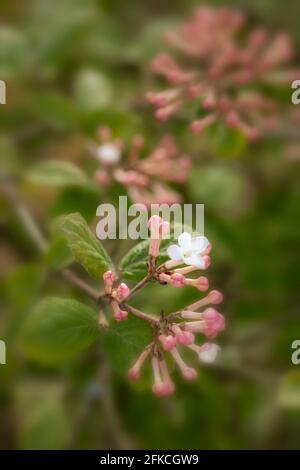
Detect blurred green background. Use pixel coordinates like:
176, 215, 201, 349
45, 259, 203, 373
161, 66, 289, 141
1, 0, 300, 450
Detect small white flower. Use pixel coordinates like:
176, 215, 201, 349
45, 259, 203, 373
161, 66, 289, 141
198, 343, 220, 363
166, 232, 209, 268
96, 143, 121, 165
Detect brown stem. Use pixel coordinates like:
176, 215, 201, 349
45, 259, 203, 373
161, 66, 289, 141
1, 178, 47, 253
62, 268, 103, 303
124, 303, 159, 325
126, 273, 152, 300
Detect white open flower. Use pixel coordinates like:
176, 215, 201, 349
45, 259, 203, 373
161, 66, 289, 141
166, 232, 210, 268
96, 143, 121, 165
198, 343, 220, 363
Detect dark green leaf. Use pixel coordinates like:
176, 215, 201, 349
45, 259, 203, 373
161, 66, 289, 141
21, 297, 100, 364
103, 315, 152, 374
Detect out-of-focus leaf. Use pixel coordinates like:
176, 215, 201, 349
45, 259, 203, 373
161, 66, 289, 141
278, 371, 300, 409
0, 26, 29, 79
0, 136, 22, 174
16, 381, 69, 450
56, 212, 113, 279
5, 264, 44, 311
213, 123, 247, 158
27, 160, 89, 188
21, 297, 99, 364
27, 92, 79, 130
74, 68, 113, 111
44, 235, 74, 270
4, 264, 46, 341
188, 164, 251, 217
50, 187, 99, 223
103, 315, 152, 375
80, 107, 139, 136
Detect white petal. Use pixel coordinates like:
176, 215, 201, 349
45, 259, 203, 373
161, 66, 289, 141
199, 344, 220, 363
97, 143, 121, 165
191, 236, 209, 254
167, 244, 182, 261
178, 232, 192, 250
184, 253, 205, 268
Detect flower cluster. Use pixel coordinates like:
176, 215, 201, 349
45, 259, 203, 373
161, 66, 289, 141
89, 126, 191, 205
125, 215, 225, 397
146, 6, 298, 141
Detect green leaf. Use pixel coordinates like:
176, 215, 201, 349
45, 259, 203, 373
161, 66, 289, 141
74, 68, 113, 111
5, 263, 46, 341
56, 212, 113, 279
44, 235, 74, 270
50, 186, 99, 222
103, 315, 152, 374
16, 381, 69, 450
213, 123, 247, 158
27, 92, 79, 130
278, 371, 300, 409
21, 297, 100, 364
27, 160, 89, 188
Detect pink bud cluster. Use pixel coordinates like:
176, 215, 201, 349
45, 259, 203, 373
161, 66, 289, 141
91, 127, 191, 206
146, 6, 299, 141
103, 271, 130, 322
128, 216, 225, 397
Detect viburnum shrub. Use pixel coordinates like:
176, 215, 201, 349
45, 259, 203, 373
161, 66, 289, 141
16, 207, 224, 397
89, 126, 191, 205
146, 6, 299, 141
7, 4, 297, 401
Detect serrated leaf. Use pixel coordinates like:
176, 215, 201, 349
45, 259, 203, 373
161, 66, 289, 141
56, 212, 113, 279
21, 297, 100, 364
103, 315, 153, 374
27, 160, 89, 188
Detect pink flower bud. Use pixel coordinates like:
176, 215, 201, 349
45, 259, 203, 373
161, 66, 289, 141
116, 282, 130, 302
159, 334, 177, 351
185, 276, 209, 291
95, 169, 110, 186
103, 270, 117, 294
170, 273, 186, 288
191, 114, 217, 134
152, 356, 175, 397
184, 308, 225, 338
171, 348, 198, 381
172, 325, 195, 346
114, 309, 128, 322
148, 215, 163, 237
111, 300, 128, 322
185, 289, 224, 311
148, 216, 170, 257
128, 347, 150, 381
208, 290, 224, 304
